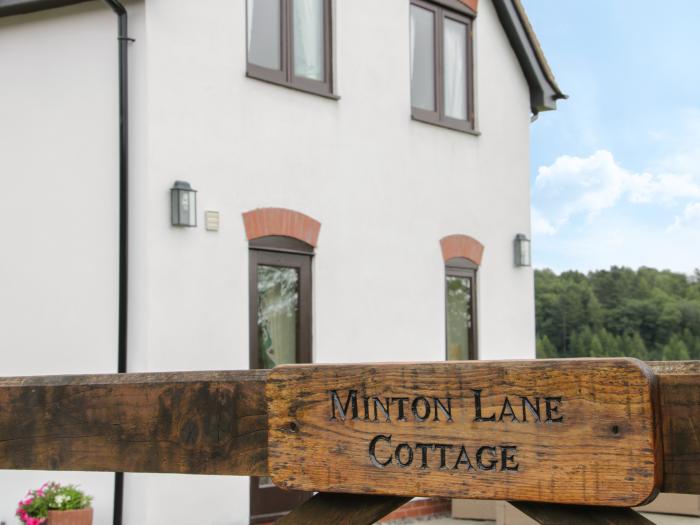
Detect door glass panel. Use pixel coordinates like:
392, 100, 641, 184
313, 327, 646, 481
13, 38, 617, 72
293, 0, 325, 81
446, 275, 472, 361
247, 0, 282, 70
443, 17, 468, 120
257, 265, 299, 368
410, 5, 436, 111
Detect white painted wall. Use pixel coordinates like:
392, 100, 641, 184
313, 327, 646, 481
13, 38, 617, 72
0, 3, 123, 524
1, 0, 535, 523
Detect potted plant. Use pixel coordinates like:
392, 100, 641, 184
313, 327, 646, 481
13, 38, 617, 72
16, 482, 93, 525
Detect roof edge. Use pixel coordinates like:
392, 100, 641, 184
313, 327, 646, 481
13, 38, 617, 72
0, 0, 89, 17
492, 0, 567, 115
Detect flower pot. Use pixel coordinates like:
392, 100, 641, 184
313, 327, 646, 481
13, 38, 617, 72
47, 508, 93, 525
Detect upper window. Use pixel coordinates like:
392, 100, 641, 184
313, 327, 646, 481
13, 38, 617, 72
246, 0, 334, 97
410, 0, 475, 132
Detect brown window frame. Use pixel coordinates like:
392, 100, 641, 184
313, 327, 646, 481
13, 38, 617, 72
410, 0, 476, 134
249, 236, 313, 523
246, 0, 336, 99
445, 257, 478, 360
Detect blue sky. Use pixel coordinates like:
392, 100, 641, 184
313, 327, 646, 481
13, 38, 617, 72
521, 0, 700, 274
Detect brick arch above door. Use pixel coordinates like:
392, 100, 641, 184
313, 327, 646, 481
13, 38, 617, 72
440, 234, 484, 266
242, 207, 321, 247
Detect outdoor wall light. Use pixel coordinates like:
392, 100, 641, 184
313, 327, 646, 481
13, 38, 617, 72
514, 233, 531, 267
170, 181, 197, 227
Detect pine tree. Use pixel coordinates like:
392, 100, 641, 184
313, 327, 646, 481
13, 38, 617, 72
624, 332, 649, 360
536, 335, 558, 359
662, 335, 690, 361
597, 328, 621, 357
569, 330, 587, 357
589, 334, 605, 357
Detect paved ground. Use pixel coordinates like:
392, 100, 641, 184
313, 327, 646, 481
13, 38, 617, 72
383, 513, 700, 524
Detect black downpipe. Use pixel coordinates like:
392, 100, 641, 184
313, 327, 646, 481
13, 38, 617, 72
102, 2, 131, 525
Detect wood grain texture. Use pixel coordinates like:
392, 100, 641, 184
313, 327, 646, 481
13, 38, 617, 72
275, 493, 411, 525
0, 370, 269, 475
651, 363, 700, 494
647, 361, 700, 494
268, 359, 661, 506
510, 502, 655, 524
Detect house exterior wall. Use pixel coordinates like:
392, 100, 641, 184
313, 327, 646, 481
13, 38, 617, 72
0, 0, 535, 523
0, 3, 123, 524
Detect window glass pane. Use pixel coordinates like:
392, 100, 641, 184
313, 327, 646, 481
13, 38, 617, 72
446, 275, 472, 360
247, 0, 281, 70
443, 17, 468, 120
293, 0, 325, 81
257, 265, 299, 368
410, 5, 435, 111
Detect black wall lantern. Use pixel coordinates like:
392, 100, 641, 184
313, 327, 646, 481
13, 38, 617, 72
514, 233, 531, 267
171, 181, 197, 227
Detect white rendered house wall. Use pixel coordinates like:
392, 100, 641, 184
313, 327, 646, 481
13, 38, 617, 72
0, 0, 535, 523
0, 3, 124, 524
130, 0, 534, 523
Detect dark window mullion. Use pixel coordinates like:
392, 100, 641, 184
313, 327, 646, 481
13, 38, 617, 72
468, 19, 475, 126
436, 7, 445, 121
283, 0, 292, 83
324, 0, 332, 89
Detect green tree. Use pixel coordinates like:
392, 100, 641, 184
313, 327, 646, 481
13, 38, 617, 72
619, 332, 648, 360
536, 335, 558, 359
569, 330, 587, 358
597, 328, 621, 357
681, 329, 700, 360
535, 266, 699, 360
662, 335, 690, 361
589, 333, 604, 357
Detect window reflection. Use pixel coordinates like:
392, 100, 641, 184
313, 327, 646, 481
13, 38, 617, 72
446, 275, 472, 361
257, 265, 299, 368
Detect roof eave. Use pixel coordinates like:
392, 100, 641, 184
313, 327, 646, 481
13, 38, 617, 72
0, 0, 89, 17
491, 0, 567, 115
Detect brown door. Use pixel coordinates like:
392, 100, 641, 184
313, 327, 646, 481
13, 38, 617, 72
249, 242, 312, 523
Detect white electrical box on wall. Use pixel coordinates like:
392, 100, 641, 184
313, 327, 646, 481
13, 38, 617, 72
205, 211, 220, 231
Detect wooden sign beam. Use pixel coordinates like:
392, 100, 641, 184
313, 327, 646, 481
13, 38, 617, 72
0, 359, 699, 508
268, 359, 661, 507
649, 361, 700, 494
0, 370, 269, 476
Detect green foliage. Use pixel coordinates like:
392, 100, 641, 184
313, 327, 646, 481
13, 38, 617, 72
16, 482, 92, 524
536, 335, 558, 358
662, 335, 690, 361
536, 267, 700, 361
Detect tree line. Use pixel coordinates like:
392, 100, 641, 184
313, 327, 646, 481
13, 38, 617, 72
535, 267, 700, 360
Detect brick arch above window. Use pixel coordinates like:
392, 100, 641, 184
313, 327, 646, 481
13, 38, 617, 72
460, 0, 478, 13
440, 234, 484, 266
242, 208, 321, 247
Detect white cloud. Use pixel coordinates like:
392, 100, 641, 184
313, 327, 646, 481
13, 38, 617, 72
531, 208, 556, 236
534, 149, 700, 233
669, 202, 700, 232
